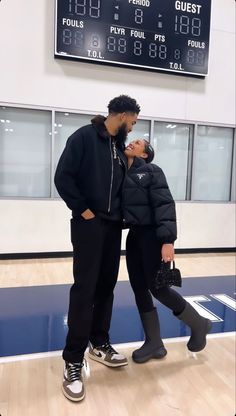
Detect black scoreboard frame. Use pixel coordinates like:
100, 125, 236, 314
54, 0, 212, 77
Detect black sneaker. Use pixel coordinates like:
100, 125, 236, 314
62, 361, 86, 402
88, 342, 128, 367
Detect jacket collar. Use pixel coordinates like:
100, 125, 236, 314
91, 115, 109, 139
131, 157, 146, 168
91, 115, 128, 170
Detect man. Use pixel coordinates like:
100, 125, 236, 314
54, 95, 140, 402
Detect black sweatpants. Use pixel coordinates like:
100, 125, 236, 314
63, 216, 122, 363
126, 227, 186, 315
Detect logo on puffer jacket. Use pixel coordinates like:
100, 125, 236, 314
137, 174, 146, 180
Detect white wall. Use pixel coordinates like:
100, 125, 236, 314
0, 0, 235, 253
0, 201, 235, 253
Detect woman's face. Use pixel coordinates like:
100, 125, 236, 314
124, 139, 148, 160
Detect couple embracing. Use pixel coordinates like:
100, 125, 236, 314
55, 95, 211, 402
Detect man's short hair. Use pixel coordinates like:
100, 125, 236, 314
108, 95, 140, 115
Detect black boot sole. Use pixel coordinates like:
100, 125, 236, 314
187, 319, 212, 352
132, 347, 167, 363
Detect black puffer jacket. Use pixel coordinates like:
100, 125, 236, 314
54, 115, 127, 218
122, 157, 177, 244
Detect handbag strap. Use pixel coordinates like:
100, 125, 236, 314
162, 260, 176, 269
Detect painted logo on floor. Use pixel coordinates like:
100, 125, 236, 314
0, 276, 235, 357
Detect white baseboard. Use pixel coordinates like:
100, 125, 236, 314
0, 331, 235, 364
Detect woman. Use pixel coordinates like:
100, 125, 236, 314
123, 139, 212, 363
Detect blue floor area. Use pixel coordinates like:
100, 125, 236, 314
0, 276, 235, 357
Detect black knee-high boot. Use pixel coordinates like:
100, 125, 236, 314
175, 303, 212, 352
132, 308, 167, 363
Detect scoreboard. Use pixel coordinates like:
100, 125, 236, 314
55, 0, 212, 76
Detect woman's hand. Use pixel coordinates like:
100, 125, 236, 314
161, 243, 175, 263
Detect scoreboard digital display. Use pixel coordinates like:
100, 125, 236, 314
55, 0, 212, 76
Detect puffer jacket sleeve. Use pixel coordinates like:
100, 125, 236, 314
54, 130, 88, 214
149, 165, 177, 244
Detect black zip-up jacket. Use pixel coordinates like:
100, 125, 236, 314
122, 157, 177, 244
54, 116, 127, 219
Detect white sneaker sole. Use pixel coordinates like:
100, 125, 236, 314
62, 386, 85, 402
88, 352, 128, 367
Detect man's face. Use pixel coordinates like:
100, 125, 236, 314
115, 112, 138, 144
120, 112, 138, 134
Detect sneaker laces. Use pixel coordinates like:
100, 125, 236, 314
67, 358, 90, 382
67, 362, 83, 382
100, 342, 117, 355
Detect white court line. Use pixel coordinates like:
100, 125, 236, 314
0, 331, 235, 364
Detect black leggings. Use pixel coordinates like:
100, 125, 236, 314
126, 227, 186, 315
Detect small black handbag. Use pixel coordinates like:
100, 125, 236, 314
154, 261, 182, 289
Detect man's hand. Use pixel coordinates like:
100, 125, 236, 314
81, 209, 95, 220
161, 244, 174, 263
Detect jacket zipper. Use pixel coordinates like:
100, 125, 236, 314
108, 138, 114, 213
118, 149, 128, 223
119, 151, 128, 172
